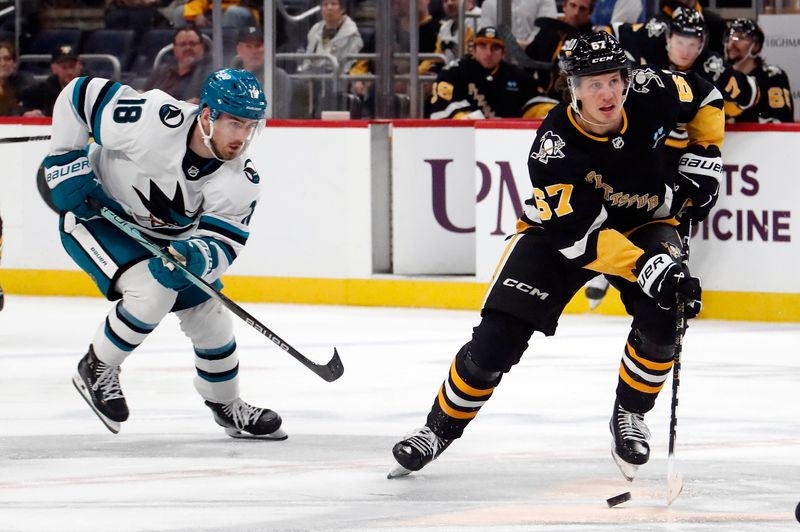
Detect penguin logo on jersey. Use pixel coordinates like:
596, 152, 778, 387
243, 158, 260, 184
159, 104, 184, 128
703, 55, 725, 82
531, 131, 565, 164
631, 68, 664, 94
645, 19, 667, 38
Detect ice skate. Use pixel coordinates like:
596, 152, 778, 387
584, 275, 610, 310
388, 426, 452, 478
205, 398, 287, 440
610, 400, 651, 481
72, 346, 129, 434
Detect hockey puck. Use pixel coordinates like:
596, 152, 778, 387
606, 491, 632, 508
795, 501, 800, 522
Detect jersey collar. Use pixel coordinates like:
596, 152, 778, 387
567, 105, 628, 141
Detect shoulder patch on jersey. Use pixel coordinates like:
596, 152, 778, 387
645, 19, 667, 38
159, 103, 184, 128
243, 158, 260, 184
703, 55, 724, 82
630, 68, 665, 94
531, 131, 566, 164
764, 64, 784, 77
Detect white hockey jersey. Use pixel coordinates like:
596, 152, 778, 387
49, 76, 262, 282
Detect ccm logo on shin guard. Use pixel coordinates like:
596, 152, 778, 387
502, 278, 550, 300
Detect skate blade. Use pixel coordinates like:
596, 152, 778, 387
387, 462, 412, 479
224, 427, 288, 440
588, 298, 603, 310
72, 372, 121, 434
667, 471, 684, 505
610, 448, 638, 482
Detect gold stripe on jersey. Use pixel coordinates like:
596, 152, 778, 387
567, 106, 628, 142
687, 104, 725, 149
583, 228, 643, 282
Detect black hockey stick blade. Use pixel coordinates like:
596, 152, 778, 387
87, 198, 344, 382
0, 135, 52, 144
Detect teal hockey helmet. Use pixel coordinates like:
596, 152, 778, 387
199, 68, 267, 121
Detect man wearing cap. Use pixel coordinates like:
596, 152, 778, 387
21, 45, 84, 117
429, 26, 539, 119
232, 26, 293, 118
144, 26, 211, 103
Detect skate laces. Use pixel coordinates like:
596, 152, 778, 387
616, 405, 651, 442
224, 399, 263, 429
403, 427, 446, 458
92, 362, 124, 401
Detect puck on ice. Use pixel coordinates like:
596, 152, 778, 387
606, 491, 632, 508
795, 501, 800, 522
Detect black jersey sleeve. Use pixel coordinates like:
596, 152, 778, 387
526, 129, 645, 281
699, 52, 758, 118
757, 65, 794, 123
430, 61, 476, 119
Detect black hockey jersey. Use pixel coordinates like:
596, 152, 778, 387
430, 57, 538, 119
613, 19, 757, 123
729, 58, 794, 123
524, 66, 724, 282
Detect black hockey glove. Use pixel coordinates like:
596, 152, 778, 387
674, 149, 723, 223
636, 250, 702, 317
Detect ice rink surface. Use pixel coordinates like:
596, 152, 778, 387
1, 295, 798, 532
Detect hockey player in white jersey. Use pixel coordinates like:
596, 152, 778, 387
45, 68, 286, 439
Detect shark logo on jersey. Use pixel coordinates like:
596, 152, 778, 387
159, 104, 184, 128
703, 55, 725, 82
243, 158, 260, 183
134, 181, 197, 228
631, 68, 664, 94
531, 131, 565, 164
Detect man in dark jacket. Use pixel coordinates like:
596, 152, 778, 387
21, 45, 84, 117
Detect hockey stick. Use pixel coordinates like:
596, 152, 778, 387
87, 198, 344, 382
667, 217, 692, 505
0, 135, 52, 144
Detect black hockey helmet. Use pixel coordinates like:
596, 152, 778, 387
726, 18, 764, 47
668, 7, 706, 40
558, 32, 630, 78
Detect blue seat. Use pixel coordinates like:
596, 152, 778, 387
130, 28, 175, 75
28, 29, 82, 55
83, 29, 136, 73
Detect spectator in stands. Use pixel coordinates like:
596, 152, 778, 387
524, 0, 595, 117
20, 45, 84, 118
0, 41, 36, 117
143, 26, 210, 103
302, 0, 363, 74
429, 27, 539, 119
725, 18, 794, 123
422, 0, 477, 73
590, 0, 643, 26
478, 0, 558, 46
183, 0, 259, 28
233, 26, 293, 118
105, 0, 172, 30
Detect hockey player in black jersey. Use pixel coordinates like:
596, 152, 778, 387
429, 27, 539, 119
724, 18, 794, 124
389, 32, 723, 482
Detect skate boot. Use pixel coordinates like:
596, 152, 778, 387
584, 275, 610, 310
204, 398, 287, 440
388, 426, 452, 478
72, 347, 129, 434
610, 400, 651, 481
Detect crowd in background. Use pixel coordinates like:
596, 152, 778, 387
0, 0, 793, 122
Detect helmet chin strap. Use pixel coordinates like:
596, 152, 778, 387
197, 113, 225, 162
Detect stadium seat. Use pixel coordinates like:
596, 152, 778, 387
130, 28, 175, 75
83, 29, 136, 73
28, 29, 82, 56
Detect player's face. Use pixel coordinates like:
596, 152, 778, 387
563, 0, 592, 28
211, 113, 261, 160
667, 34, 703, 69
473, 41, 504, 70
574, 70, 625, 125
725, 33, 753, 62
